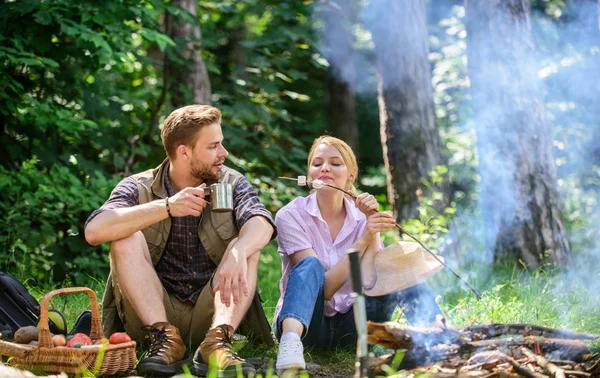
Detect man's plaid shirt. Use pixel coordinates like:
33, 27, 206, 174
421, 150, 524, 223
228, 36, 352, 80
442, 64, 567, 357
86, 165, 275, 303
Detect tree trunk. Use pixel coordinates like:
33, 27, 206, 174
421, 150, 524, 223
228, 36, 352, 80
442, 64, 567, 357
321, 0, 359, 155
230, 27, 249, 82
325, 70, 358, 155
465, 0, 571, 268
169, 0, 211, 106
367, 0, 445, 221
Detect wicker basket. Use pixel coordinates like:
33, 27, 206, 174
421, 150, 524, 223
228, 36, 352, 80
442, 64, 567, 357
0, 287, 136, 377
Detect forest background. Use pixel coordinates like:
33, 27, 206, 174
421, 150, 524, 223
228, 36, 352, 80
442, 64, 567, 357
1, 0, 600, 350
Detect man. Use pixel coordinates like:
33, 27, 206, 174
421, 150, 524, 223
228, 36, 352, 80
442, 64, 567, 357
85, 105, 275, 377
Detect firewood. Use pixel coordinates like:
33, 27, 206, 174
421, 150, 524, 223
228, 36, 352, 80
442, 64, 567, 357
521, 347, 566, 378
367, 320, 464, 349
465, 350, 548, 378
496, 372, 527, 378
562, 371, 591, 377
411, 372, 493, 378
583, 356, 600, 372
462, 338, 591, 362
367, 321, 599, 377
460, 324, 599, 341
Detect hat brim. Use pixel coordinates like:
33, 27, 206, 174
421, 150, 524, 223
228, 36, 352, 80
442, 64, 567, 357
364, 242, 444, 297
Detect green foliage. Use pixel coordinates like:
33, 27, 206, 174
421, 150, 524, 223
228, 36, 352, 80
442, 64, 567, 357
0, 0, 168, 167
0, 159, 118, 284
361, 164, 456, 250
199, 0, 324, 182
590, 338, 600, 354
401, 165, 452, 246
428, 5, 479, 210
0, 0, 174, 281
0, 0, 329, 281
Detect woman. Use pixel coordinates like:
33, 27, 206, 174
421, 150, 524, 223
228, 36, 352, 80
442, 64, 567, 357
273, 136, 443, 371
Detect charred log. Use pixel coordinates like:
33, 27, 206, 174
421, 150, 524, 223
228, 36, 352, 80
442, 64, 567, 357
367, 321, 600, 376
461, 324, 600, 342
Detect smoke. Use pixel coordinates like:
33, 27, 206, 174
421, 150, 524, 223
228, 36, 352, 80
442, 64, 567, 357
318, 0, 358, 90
315, 0, 600, 323
315, 0, 380, 95
459, 0, 600, 322
535, 1, 600, 319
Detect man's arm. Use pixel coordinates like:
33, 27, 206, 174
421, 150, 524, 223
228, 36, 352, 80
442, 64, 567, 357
234, 216, 275, 258
85, 184, 209, 246
214, 216, 274, 306
232, 215, 275, 258
85, 201, 169, 246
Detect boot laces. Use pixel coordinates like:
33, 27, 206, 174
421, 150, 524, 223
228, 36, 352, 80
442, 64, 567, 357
142, 324, 174, 358
215, 325, 244, 362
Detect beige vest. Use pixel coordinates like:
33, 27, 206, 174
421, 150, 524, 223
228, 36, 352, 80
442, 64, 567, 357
101, 159, 273, 345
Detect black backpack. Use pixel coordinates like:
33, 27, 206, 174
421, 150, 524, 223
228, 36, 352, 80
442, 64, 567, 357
0, 271, 41, 340
0, 271, 91, 341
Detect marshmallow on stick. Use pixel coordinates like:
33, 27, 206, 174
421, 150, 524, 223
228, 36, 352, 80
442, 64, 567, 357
278, 176, 329, 191
278, 176, 308, 187
311, 179, 325, 189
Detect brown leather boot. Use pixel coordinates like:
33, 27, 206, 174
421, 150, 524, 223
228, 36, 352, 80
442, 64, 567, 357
195, 324, 255, 377
136, 322, 189, 377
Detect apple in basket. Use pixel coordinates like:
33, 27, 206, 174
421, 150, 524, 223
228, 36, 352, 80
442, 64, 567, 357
67, 333, 93, 348
109, 332, 132, 344
51, 334, 66, 347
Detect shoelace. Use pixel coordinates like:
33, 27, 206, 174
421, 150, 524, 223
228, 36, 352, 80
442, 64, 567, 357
214, 325, 244, 362
141, 324, 172, 357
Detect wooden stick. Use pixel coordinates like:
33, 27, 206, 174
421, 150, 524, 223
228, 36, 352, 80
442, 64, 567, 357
468, 350, 548, 378
496, 372, 527, 378
462, 338, 590, 362
562, 371, 591, 377
521, 347, 566, 378
367, 321, 463, 350
314, 181, 483, 300
460, 324, 600, 341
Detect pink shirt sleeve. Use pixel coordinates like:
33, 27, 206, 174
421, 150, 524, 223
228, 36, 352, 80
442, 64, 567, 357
275, 206, 312, 255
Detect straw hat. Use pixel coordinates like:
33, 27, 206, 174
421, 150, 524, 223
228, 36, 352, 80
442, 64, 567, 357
364, 241, 444, 297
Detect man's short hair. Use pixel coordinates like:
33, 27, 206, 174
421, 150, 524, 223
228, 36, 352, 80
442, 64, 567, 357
161, 105, 222, 159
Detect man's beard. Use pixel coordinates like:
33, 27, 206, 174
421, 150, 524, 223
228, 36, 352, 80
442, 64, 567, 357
190, 157, 222, 182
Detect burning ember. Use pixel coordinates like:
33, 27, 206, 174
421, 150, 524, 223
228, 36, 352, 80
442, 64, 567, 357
367, 322, 600, 377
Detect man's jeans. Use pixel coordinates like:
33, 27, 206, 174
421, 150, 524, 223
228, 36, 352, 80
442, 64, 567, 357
274, 256, 442, 348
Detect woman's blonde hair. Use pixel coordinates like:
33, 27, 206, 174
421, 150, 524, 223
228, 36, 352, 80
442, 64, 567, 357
307, 135, 358, 191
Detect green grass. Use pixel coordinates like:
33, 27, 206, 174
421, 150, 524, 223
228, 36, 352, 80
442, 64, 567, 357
432, 263, 600, 333
9, 241, 600, 377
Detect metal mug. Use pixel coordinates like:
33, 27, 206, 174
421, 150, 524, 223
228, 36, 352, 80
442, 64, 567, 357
204, 183, 233, 212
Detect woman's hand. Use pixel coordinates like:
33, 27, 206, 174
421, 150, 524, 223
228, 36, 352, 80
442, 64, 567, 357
353, 192, 379, 216
355, 211, 397, 253
356, 212, 395, 287
364, 211, 396, 236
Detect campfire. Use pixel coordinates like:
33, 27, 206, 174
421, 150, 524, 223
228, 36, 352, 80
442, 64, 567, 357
367, 321, 600, 377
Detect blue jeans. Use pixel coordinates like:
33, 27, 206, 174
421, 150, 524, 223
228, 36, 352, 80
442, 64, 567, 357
274, 256, 442, 348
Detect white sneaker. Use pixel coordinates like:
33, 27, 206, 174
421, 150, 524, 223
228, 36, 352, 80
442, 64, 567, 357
275, 338, 306, 370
